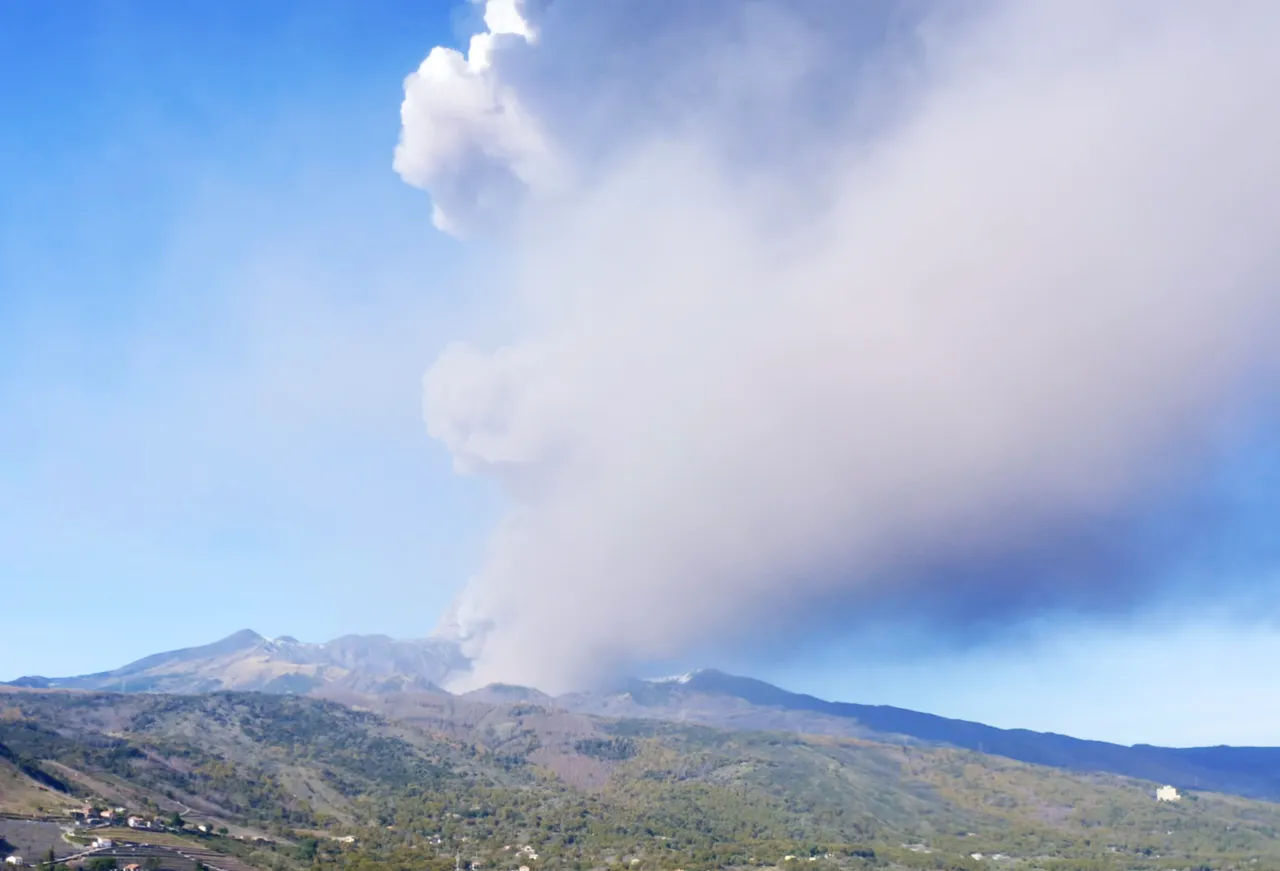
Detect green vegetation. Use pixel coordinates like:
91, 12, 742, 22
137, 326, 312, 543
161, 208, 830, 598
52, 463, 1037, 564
93, 829, 205, 849
1, 690, 1278, 871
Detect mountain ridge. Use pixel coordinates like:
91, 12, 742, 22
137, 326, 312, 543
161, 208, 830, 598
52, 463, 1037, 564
560, 667, 1280, 801
4, 628, 466, 695
8, 630, 1280, 803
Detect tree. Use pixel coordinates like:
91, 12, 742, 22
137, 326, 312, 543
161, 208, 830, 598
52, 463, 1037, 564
295, 838, 318, 861
217, 828, 228, 836
169, 811, 185, 829
142, 857, 161, 871
45, 847, 56, 867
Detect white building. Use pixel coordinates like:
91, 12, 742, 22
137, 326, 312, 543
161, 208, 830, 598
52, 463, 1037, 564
1156, 785, 1181, 802
6, 856, 24, 866
94, 839, 114, 849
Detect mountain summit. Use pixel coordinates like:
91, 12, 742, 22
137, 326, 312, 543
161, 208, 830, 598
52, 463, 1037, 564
5, 629, 469, 695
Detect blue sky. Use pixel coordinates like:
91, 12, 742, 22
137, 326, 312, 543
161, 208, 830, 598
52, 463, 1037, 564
1, 0, 496, 665
3, 0, 1280, 748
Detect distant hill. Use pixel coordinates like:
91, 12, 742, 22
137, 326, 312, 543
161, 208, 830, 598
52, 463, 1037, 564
561, 668, 1280, 802
4, 629, 468, 695
460, 683, 555, 706
11, 634, 1280, 804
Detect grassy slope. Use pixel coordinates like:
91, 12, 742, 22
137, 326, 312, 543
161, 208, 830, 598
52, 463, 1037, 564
0, 755, 65, 815
1, 691, 1279, 870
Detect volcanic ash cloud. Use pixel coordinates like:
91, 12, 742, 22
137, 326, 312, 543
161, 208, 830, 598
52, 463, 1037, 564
396, 0, 1280, 692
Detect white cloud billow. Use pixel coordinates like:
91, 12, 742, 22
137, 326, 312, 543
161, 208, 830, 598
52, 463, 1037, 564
393, 0, 553, 235
399, 0, 1280, 692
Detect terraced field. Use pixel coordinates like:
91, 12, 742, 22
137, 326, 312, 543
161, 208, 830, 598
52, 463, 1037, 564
0, 818, 76, 861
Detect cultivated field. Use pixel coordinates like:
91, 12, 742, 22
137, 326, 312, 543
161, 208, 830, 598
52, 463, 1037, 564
93, 829, 201, 850
0, 818, 75, 861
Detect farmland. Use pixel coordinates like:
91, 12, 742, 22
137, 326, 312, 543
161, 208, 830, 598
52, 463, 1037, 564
0, 819, 76, 862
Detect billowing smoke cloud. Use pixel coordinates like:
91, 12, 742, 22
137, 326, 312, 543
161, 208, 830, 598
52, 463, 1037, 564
393, 0, 557, 235
397, 0, 1280, 692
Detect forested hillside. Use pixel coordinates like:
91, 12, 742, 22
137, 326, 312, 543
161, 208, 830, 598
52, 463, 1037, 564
1, 690, 1277, 871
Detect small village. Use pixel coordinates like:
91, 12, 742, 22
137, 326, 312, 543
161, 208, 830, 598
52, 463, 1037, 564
0, 805, 266, 871
67, 806, 209, 835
